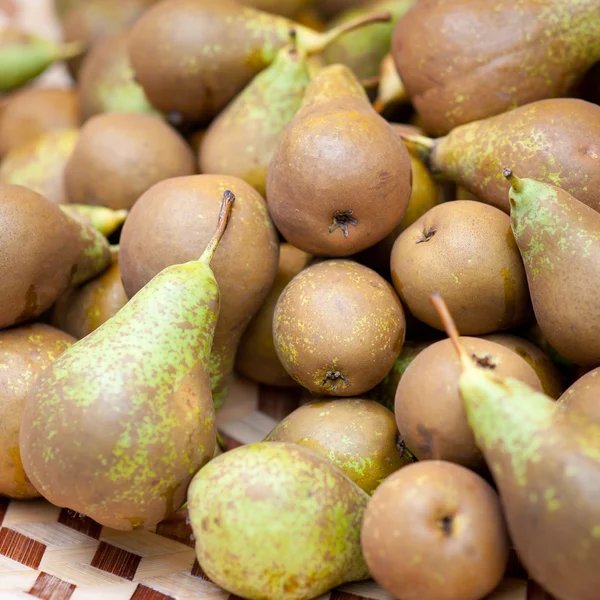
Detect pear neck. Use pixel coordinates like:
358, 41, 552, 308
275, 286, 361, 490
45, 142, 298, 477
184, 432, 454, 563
199, 191, 235, 265
302, 64, 368, 106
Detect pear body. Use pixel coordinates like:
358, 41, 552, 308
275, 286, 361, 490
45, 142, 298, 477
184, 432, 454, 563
460, 368, 600, 600
187, 442, 370, 599
0, 88, 79, 157
0, 324, 75, 499
509, 176, 600, 365
200, 46, 312, 197
267, 64, 411, 256
77, 32, 157, 121
559, 368, 600, 421
429, 98, 600, 214
20, 260, 218, 530
0, 184, 111, 329
0, 129, 79, 205
120, 175, 279, 408
392, 0, 600, 136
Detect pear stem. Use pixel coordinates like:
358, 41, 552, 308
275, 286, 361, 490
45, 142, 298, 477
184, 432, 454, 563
429, 292, 473, 371
57, 40, 85, 60
199, 190, 235, 265
399, 133, 435, 152
503, 167, 523, 192
300, 11, 392, 55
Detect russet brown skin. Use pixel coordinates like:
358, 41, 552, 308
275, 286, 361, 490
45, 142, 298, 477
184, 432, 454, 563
392, 0, 600, 136
51, 252, 129, 340
559, 368, 600, 421
273, 260, 406, 396
0, 324, 75, 499
0, 88, 79, 157
266, 398, 412, 494
65, 113, 196, 210
120, 174, 279, 408
266, 64, 412, 257
235, 243, 311, 387
391, 200, 532, 335
361, 460, 509, 600
395, 337, 542, 469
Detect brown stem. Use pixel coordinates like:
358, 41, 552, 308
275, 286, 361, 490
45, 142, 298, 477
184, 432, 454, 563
200, 190, 235, 264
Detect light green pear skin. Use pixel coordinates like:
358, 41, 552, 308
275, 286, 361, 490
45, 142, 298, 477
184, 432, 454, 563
0, 30, 82, 92
508, 174, 600, 366
426, 98, 600, 214
187, 442, 370, 599
458, 366, 600, 600
200, 46, 312, 198
0, 129, 79, 205
62, 204, 128, 237
323, 0, 414, 80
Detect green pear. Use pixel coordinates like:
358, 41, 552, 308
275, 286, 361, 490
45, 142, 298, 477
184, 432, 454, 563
128, 0, 391, 122
62, 204, 128, 237
187, 441, 370, 599
431, 293, 600, 600
0, 28, 82, 92
505, 169, 600, 366
20, 192, 235, 530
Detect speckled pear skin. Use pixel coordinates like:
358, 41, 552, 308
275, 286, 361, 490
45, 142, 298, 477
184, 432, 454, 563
273, 260, 405, 396
0, 129, 79, 205
0, 184, 111, 330
200, 45, 312, 198
20, 249, 221, 530
265, 399, 412, 494
392, 0, 600, 136
507, 173, 600, 366
188, 442, 370, 600
0, 324, 75, 499
426, 99, 600, 214
559, 368, 600, 421
77, 32, 158, 121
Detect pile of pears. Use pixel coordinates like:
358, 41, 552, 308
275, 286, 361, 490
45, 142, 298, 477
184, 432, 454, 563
3, 0, 600, 598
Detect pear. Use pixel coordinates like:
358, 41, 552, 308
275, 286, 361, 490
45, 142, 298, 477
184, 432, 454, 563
323, 0, 414, 80
0, 184, 112, 330
0, 28, 83, 92
0, 324, 75, 499
236, 243, 312, 387
128, 0, 391, 123
0, 129, 79, 204
61, 205, 128, 237
431, 292, 600, 600
559, 368, 600, 422
51, 251, 129, 340
200, 45, 314, 198
506, 169, 600, 366
0, 88, 79, 157
267, 64, 412, 256
407, 98, 600, 214
266, 398, 413, 494
20, 191, 234, 530
77, 31, 158, 121
373, 52, 408, 114
187, 441, 370, 599
392, 0, 600, 136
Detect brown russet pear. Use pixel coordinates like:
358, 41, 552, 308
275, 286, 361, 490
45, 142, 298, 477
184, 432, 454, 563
0, 129, 79, 204
77, 31, 157, 121
120, 175, 279, 408
506, 170, 600, 366
559, 368, 600, 422
408, 98, 600, 214
20, 192, 235, 531
0, 88, 79, 157
395, 336, 542, 469
267, 64, 411, 256
391, 200, 532, 335
431, 293, 600, 600
128, 0, 391, 123
392, 0, 600, 136
273, 260, 405, 396
0, 184, 112, 330
0, 324, 75, 499
65, 113, 195, 210
361, 460, 509, 600
236, 243, 311, 387
51, 251, 128, 340
266, 398, 413, 493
